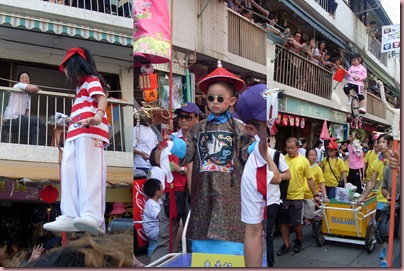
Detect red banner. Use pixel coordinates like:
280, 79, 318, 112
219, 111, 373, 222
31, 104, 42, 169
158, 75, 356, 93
134, 178, 148, 248
134, 0, 171, 65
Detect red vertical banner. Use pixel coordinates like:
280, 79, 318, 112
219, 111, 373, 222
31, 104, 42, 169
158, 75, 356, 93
133, 0, 172, 65
134, 178, 148, 249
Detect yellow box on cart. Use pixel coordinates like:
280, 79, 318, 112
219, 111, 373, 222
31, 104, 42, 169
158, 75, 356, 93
322, 195, 376, 237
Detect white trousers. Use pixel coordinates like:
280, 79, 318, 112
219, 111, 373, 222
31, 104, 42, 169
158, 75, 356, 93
60, 137, 106, 227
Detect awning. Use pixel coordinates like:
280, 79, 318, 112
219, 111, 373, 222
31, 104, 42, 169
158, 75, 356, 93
0, 12, 132, 47
280, 0, 351, 52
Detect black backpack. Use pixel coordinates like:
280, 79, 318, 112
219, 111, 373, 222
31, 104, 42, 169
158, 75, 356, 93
375, 202, 400, 244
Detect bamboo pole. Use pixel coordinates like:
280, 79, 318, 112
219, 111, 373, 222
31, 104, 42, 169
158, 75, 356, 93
377, 80, 400, 267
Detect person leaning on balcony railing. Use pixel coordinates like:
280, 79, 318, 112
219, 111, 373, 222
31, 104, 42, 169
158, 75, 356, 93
265, 13, 281, 36
305, 37, 316, 62
2, 71, 43, 145
285, 31, 307, 54
313, 40, 326, 66
240, 7, 255, 23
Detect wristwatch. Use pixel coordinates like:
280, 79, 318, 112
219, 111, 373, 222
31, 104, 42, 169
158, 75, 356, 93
179, 167, 185, 175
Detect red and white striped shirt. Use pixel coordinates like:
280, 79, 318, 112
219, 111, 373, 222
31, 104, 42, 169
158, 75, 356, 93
66, 76, 109, 146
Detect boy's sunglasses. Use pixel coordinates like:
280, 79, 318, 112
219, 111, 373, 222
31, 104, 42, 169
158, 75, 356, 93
207, 95, 230, 103
177, 115, 194, 121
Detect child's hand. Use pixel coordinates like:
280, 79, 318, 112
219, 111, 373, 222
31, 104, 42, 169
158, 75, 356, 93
354, 76, 359, 81
29, 244, 44, 262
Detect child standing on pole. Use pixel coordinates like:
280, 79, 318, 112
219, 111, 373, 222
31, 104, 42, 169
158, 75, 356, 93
44, 47, 109, 235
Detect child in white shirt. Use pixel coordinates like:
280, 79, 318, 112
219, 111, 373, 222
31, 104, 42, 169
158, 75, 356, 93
142, 178, 164, 241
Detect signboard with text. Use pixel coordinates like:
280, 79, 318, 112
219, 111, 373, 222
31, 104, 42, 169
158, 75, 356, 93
381, 24, 400, 53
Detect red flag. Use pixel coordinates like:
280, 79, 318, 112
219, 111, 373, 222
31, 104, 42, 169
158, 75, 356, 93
333, 67, 346, 82
133, 0, 171, 66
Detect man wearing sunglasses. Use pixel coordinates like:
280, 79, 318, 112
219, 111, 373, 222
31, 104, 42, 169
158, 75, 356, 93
150, 102, 199, 262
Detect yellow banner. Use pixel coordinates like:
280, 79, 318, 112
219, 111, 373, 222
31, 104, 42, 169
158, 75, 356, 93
191, 253, 245, 268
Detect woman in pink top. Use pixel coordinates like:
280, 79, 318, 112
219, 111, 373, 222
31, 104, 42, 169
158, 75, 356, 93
342, 53, 368, 114
347, 137, 365, 193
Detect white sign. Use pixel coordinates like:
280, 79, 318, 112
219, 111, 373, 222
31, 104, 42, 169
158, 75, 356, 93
381, 24, 400, 53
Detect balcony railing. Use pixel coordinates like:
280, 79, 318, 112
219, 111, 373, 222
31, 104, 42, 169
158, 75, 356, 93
366, 92, 386, 119
368, 36, 387, 66
273, 45, 333, 99
227, 10, 266, 65
0, 86, 131, 152
42, 0, 133, 18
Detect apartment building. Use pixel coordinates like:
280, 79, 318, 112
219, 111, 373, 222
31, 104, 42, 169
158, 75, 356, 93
135, 0, 399, 152
0, 0, 134, 245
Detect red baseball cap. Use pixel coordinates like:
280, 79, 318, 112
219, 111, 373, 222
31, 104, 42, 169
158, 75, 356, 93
198, 61, 246, 94
327, 141, 338, 150
59, 47, 87, 72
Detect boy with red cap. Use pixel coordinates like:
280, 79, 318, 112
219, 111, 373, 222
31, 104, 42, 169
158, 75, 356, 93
43, 47, 109, 235
155, 61, 253, 256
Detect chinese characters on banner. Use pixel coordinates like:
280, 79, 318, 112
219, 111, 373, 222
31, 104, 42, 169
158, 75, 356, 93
381, 24, 400, 53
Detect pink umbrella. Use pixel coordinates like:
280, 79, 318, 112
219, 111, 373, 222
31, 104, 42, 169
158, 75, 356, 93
320, 120, 330, 140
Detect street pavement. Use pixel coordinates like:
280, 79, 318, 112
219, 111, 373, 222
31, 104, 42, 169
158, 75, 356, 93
272, 223, 401, 268
136, 223, 401, 268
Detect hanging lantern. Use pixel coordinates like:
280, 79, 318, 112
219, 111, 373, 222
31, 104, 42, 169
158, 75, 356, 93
276, 113, 282, 124
40, 185, 59, 204
289, 115, 295, 126
282, 115, 288, 126
300, 117, 305, 129
295, 116, 300, 127
270, 122, 277, 135
139, 74, 158, 90
40, 185, 59, 222
143, 88, 158, 102
139, 64, 158, 90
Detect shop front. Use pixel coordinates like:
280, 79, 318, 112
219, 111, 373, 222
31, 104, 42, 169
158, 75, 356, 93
0, 177, 132, 251
273, 97, 347, 152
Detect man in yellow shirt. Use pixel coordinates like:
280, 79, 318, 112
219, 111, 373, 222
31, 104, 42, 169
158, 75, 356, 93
303, 148, 330, 237
357, 134, 392, 220
277, 138, 317, 256
363, 139, 380, 188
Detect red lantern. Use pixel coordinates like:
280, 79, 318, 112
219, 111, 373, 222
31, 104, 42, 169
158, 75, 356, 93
40, 185, 59, 222
40, 185, 59, 204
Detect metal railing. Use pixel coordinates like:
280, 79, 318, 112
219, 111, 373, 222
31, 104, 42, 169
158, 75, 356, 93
273, 45, 333, 99
315, 0, 330, 13
368, 36, 387, 66
0, 86, 131, 152
43, 0, 133, 18
227, 10, 266, 65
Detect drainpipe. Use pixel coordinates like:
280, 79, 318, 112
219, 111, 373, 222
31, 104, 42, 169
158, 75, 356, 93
197, 0, 213, 18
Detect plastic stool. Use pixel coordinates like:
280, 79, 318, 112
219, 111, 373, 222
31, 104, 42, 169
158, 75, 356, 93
147, 239, 157, 257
